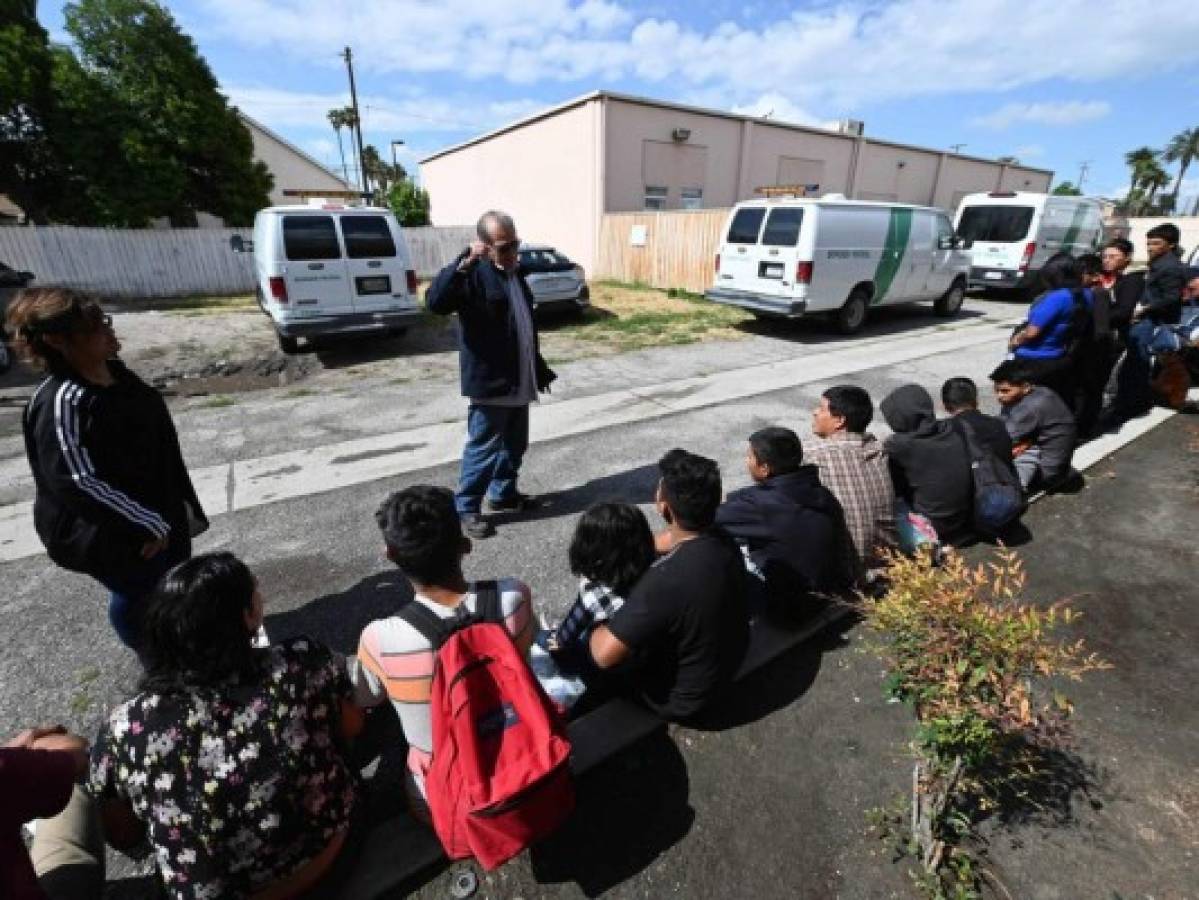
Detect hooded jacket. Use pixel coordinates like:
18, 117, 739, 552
715, 465, 851, 597
22, 361, 207, 584
880, 384, 973, 541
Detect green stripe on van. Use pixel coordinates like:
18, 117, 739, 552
873, 207, 912, 303
1061, 204, 1087, 250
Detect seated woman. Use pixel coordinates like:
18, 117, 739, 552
88, 552, 363, 900
540, 502, 656, 675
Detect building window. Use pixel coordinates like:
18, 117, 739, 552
644, 186, 668, 211
680, 187, 703, 210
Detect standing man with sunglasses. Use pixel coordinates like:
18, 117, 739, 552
427, 210, 557, 538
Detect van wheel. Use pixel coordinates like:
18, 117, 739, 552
277, 332, 299, 354
835, 291, 869, 335
935, 280, 966, 317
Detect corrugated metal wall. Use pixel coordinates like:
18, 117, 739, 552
0, 225, 475, 298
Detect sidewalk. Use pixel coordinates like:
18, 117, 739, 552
407, 413, 1198, 898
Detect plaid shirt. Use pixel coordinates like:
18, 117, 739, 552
807, 431, 897, 568
553, 578, 625, 648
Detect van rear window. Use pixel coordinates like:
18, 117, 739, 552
341, 215, 397, 259
282, 216, 341, 260
727, 208, 766, 244
761, 208, 803, 246
956, 206, 1035, 243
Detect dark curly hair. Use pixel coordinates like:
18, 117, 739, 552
375, 485, 464, 585
568, 502, 655, 597
138, 552, 261, 695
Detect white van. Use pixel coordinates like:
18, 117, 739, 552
706, 196, 971, 333
235, 204, 421, 353
954, 192, 1104, 294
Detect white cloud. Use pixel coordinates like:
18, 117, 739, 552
731, 93, 823, 127
971, 101, 1111, 130
196, 0, 1199, 126
1011, 144, 1046, 159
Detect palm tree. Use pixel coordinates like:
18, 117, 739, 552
326, 107, 357, 183
1141, 161, 1170, 212
1123, 146, 1160, 211
1163, 126, 1199, 212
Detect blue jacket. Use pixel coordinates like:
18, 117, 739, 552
426, 252, 557, 400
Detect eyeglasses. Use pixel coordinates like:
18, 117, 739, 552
30, 304, 112, 335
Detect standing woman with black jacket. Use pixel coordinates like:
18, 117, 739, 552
6, 289, 207, 649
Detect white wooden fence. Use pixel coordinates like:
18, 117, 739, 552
0, 225, 475, 299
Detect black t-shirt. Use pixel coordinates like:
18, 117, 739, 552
606, 530, 750, 721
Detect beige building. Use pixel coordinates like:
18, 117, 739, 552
421, 91, 1053, 271
240, 113, 354, 207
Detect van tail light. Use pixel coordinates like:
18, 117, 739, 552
1018, 242, 1036, 273
795, 260, 814, 285
405, 269, 418, 294
715, 253, 721, 275
268, 276, 288, 304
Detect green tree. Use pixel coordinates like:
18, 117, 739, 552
326, 107, 355, 183
362, 144, 405, 195
1123, 146, 1160, 213
1163, 126, 1199, 212
388, 178, 430, 226
1051, 181, 1082, 196
0, 0, 62, 223
60, 0, 271, 226
1140, 160, 1170, 212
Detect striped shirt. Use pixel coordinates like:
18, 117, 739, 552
350, 579, 534, 802
807, 431, 898, 568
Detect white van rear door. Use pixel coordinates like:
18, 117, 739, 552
281, 215, 352, 315
956, 204, 1037, 275
339, 213, 413, 314
716, 207, 767, 290
756, 207, 805, 299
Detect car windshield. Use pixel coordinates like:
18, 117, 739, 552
520, 249, 572, 269
956, 205, 1035, 243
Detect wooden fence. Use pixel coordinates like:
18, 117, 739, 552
596, 210, 729, 294
0, 225, 475, 298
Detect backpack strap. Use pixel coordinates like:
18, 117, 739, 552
397, 600, 458, 651
472, 579, 503, 625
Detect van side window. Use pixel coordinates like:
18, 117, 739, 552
282, 216, 341, 261
935, 215, 954, 243
727, 208, 766, 244
341, 215, 397, 259
761, 208, 803, 246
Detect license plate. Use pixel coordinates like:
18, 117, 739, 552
356, 275, 391, 295
760, 263, 784, 279
984, 271, 1004, 280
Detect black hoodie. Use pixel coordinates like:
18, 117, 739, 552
880, 384, 973, 541
715, 465, 851, 597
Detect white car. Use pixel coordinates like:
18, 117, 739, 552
955, 192, 1104, 294
706, 195, 970, 334
519, 244, 590, 312
234, 204, 422, 353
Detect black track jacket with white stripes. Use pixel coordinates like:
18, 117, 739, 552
22, 361, 208, 582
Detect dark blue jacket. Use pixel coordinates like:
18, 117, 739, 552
1142, 250, 1187, 325
715, 466, 851, 598
426, 253, 557, 400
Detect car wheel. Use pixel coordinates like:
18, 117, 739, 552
277, 332, 299, 354
386, 326, 407, 339
934, 280, 966, 317
835, 291, 869, 335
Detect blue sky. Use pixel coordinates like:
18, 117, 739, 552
38, 0, 1199, 208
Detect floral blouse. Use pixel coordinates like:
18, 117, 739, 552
88, 638, 358, 899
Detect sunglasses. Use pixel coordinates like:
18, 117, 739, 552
31, 305, 112, 335
490, 239, 521, 255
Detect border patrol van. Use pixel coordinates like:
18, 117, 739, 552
233, 203, 421, 353
954, 192, 1103, 294
706, 195, 971, 334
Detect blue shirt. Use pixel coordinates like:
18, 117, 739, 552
1015, 287, 1092, 360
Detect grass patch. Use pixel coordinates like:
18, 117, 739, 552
547, 282, 752, 353
128, 294, 258, 315
199, 395, 236, 409
285, 387, 317, 398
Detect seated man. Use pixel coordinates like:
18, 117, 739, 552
807, 385, 898, 573
589, 449, 750, 723
351, 486, 534, 820
990, 359, 1077, 493
940, 376, 1016, 475
1147, 267, 1199, 355
880, 384, 974, 549
715, 427, 850, 601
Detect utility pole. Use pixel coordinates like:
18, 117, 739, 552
342, 46, 368, 196
1076, 160, 1092, 194
949, 143, 966, 155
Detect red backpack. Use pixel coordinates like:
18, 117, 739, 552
398, 581, 575, 869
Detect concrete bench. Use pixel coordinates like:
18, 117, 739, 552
336, 599, 852, 898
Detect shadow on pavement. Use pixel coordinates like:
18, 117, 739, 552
493, 463, 661, 526
731, 304, 992, 346
265, 571, 412, 655
310, 321, 458, 369
529, 730, 693, 898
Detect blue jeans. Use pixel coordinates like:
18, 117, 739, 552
1114, 318, 1158, 414
98, 549, 184, 649
455, 403, 530, 514
1148, 306, 1199, 353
